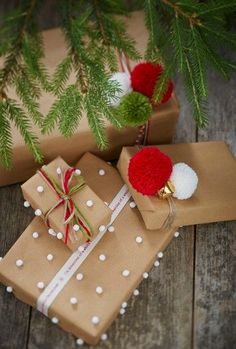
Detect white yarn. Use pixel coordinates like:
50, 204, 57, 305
108, 72, 132, 107
170, 163, 198, 200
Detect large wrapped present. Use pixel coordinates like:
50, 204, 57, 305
117, 141, 236, 230
0, 11, 179, 187
0, 153, 178, 345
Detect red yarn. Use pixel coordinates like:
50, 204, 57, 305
130, 62, 173, 104
128, 147, 173, 196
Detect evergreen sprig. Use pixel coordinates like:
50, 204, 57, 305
0, 0, 236, 168
145, 0, 236, 127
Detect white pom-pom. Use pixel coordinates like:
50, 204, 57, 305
170, 163, 198, 200
108, 72, 132, 107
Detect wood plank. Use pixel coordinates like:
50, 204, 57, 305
193, 222, 236, 349
194, 47, 236, 349
0, 184, 34, 349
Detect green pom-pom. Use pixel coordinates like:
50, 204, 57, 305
117, 91, 152, 126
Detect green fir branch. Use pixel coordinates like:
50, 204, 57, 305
7, 99, 43, 163
0, 102, 13, 169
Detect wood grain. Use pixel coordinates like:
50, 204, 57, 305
0, 3, 235, 349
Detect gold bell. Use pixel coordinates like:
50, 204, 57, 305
158, 180, 175, 199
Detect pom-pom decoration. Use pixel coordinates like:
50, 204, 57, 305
117, 91, 152, 127
130, 62, 173, 104
128, 147, 173, 195
108, 72, 132, 107
170, 163, 198, 200
128, 147, 198, 200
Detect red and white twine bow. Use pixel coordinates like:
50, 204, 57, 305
38, 167, 93, 244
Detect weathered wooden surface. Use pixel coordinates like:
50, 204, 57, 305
0, 2, 236, 349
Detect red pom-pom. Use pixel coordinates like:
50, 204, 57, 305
130, 62, 173, 104
128, 147, 173, 196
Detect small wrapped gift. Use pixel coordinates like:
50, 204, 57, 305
117, 141, 236, 230
21, 157, 111, 250
0, 153, 178, 345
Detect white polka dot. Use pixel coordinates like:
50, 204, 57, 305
120, 308, 125, 315
99, 225, 106, 233
51, 317, 59, 324
108, 226, 115, 233
0, 257, 2, 261
37, 185, 44, 193
76, 273, 84, 281
23, 201, 30, 208
78, 246, 84, 253
158, 252, 164, 258
135, 236, 143, 244
16, 259, 24, 267
76, 338, 84, 346
98, 169, 105, 176
122, 269, 130, 277
129, 201, 136, 208
57, 232, 63, 240
48, 228, 56, 236
174, 231, 180, 238
56, 167, 62, 175
86, 200, 93, 207
121, 302, 127, 308
99, 254, 106, 261
75, 169, 81, 176
70, 297, 78, 305
37, 281, 45, 289
143, 272, 149, 279
91, 316, 100, 325
133, 289, 139, 296
154, 260, 160, 267
96, 286, 103, 295
32, 232, 39, 239
73, 224, 80, 232
34, 209, 42, 216
6, 286, 13, 293
101, 333, 108, 341
47, 254, 54, 261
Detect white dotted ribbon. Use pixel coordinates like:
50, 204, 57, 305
37, 184, 131, 316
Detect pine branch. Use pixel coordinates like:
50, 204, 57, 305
85, 93, 108, 149
183, 53, 208, 127
189, 27, 207, 97
198, 1, 236, 16
15, 67, 42, 125
171, 16, 185, 71
6, 99, 43, 163
0, 0, 48, 167
153, 62, 173, 103
51, 55, 73, 95
0, 101, 13, 169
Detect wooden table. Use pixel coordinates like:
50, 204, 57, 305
0, 7, 235, 349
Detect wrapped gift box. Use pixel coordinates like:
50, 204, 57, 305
117, 141, 236, 230
0, 153, 178, 345
21, 156, 111, 251
0, 11, 179, 187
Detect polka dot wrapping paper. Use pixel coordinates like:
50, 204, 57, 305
21, 157, 112, 251
0, 153, 178, 345
117, 141, 236, 230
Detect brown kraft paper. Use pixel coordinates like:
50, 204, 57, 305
0, 10, 179, 187
21, 156, 111, 251
0, 153, 178, 345
117, 141, 236, 230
